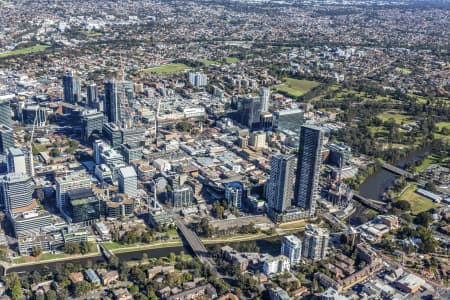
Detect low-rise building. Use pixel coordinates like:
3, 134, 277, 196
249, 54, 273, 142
263, 255, 290, 276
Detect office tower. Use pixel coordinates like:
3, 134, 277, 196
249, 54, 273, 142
225, 182, 243, 210
118, 166, 138, 198
0, 98, 12, 128
67, 188, 101, 225
273, 109, 305, 133
62, 69, 81, 104
259, 112, 273, 131
188, 72, 208, 87
281, 235, 302, 265
21, 104, 46, 126
102, 122, 123, 149
93, 140, 108, 165
2, 173, 33, 213
326, 143, 352, 167
267, 154, 295, 213
7, 147, 27, 175
294, 125, 323, 216
55, 172, 92, 213
86, 83, 99, 108
104, 79, 134, 125
104, 194, 134, 218
0, 125, 13, 154
239, 97, 261, 130
302, 224, 329, 261
121, 144, 143, 164
12, 211, 52, 238
171, 186, 193, 207
259, 87, 270, 112
81, 110, 105, 144
121, 127, 146, 147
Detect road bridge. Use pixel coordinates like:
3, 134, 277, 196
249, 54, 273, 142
352, 193, 388, 213
174, 217, 217, 275
381, 163, 414, 179
99, 244, 115, 261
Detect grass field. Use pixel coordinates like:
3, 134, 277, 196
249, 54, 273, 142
224, 56, 239, 63
398, 184, 440, 215
369, 126, 389, 138
395, 67, 412, 75
141, 63, 189, 75
103, 241, 124, 250
13, 253, 72, 265
377, 112, 413, 124
0, 45, 49, 58
112, 241, 183, 254
415, 154, 440, 172
434, 122, 450, 139
201, 59, 220, 66
275, 78, 320, 98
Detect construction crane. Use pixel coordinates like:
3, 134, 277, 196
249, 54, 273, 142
154, 97, 161, 146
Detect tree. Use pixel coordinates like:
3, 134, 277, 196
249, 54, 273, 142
49, 148, 61, 157
424, 182, 437, 192
148, 290, 158, 300
64, 242, 80, 254
176, 121, 192, 132
73, 281, 92, 297
415, 212, 433, 227
45, 290, 57, 300
393, 200, 411, 211
11, 278, 23, 300
31, 246, 42, 257
168, 252, 176, 262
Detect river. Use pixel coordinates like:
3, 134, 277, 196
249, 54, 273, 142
359, 147, 430, 200
4, 238, 283, 275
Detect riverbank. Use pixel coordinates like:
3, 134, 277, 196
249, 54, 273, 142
6, 223, 306, 271
9, 251, 101, 267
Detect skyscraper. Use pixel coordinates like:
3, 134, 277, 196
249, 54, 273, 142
188, 72, 208, 87
259, 87, 270, 112
294, 125, 323, 216
81, 110, 105, 144
267, 154, 296, 213
302, 224, 329, 261
7, 147, 27, 175
2, 173, 33, 213
0, 98, 12, 128
86, 83, 99, 108
281, 235, 302, 264
104, 79, 134, 125
0, 124, 14, 154
239, 96, 261, 130
62, 69, 81, 104
55, 172, 92, 213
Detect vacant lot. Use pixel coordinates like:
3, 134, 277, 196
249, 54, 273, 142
141, 63, 189, 75
275, 78, 320, 98
0, 45, 49, 58
398, 184, 440, 215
